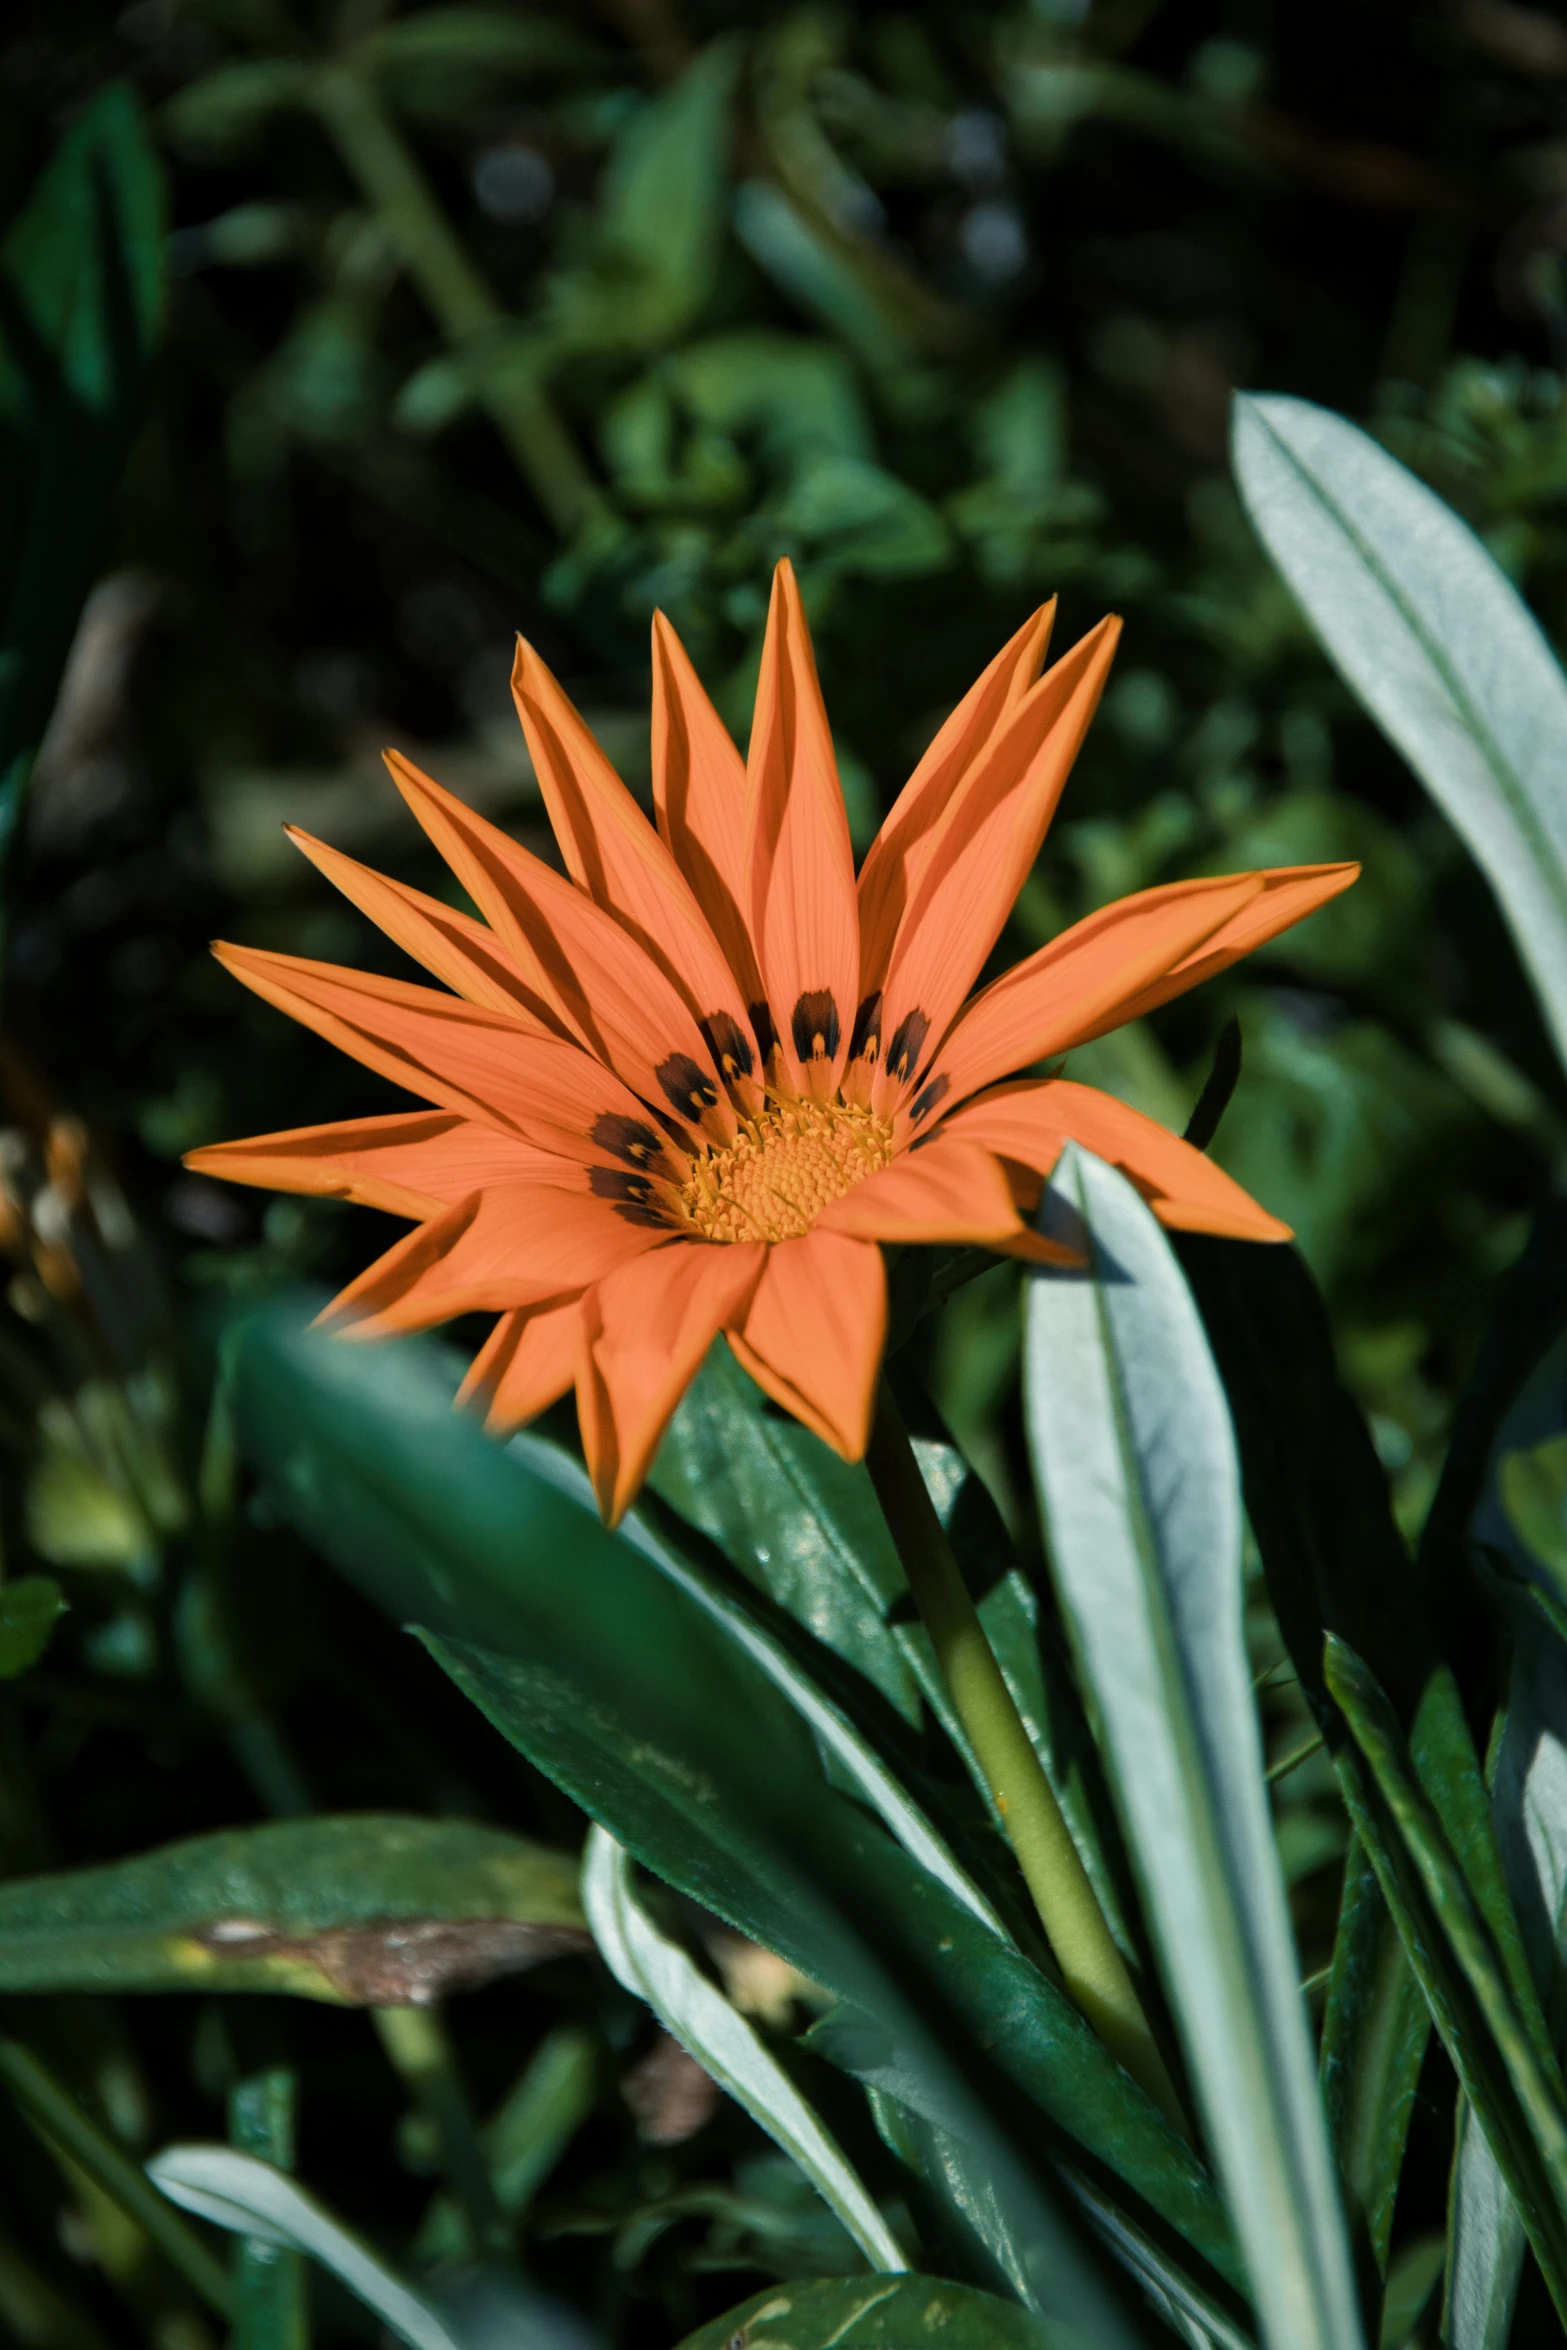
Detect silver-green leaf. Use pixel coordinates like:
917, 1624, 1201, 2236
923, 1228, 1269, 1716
1232, 392, 1567, 1079
1023, 1145, 1362, 2350
581, 1827, 906, 2275
148, 2146, 461, 2350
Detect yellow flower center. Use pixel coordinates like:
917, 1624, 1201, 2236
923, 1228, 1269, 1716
678, 1098, 894, 1243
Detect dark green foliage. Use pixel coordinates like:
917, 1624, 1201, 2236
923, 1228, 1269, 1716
8, 6, 1567, 2347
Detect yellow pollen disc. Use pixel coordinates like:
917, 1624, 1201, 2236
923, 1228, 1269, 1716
679, 1098, 894, 1243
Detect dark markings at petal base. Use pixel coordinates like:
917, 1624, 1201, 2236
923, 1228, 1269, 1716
790, 989, 841, 1064
590, 1166, 652, 1206
699, 1011, 755, 1083
591, 1113, 667, 1171
589, 1165, 670, 1225
909, 1072, 950, 1124
748, 1000, 777, 1063
656, 1053, 721, 1122
885, 1009, 929, 1084
849, 989, 882, 1064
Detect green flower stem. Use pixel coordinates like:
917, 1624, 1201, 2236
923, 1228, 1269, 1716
0, 2037, 233, 2317
229, 2069, 308, 2350
864, 1382, 1187, 2135
309, 68, 602, 537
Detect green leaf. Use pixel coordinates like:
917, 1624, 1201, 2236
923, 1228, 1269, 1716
0, 1576, 65, 1678
225, 1299, 1222, 2325
864, 2089, 1255, 2346
0, 2037, 232, 2317
1324, 1635, 1567, 2319
1419, 1199, 1567, 1624
448, 1620, 1239, 2295
1024, 1146, 1363, 2350
1319, 1834, 1428, 2280
0, 1815, 586, 2002
148, 2148, 459, 2350
650, 1339, 931, 1723
1447, 2093, 1527, 2350
361, 8, 597, 116
676, 2275, 1048, 2350
544, 42, 740, 355
1174, 1234, 1432, 1731
733, 183, 917, 376
0, 84, 165, 889
1231, 393, 1567, 1082
1446, 1328, 1567, 2345
1499, 1431, 1567, 1583
653, 1345, 1135, 1954
582, 1827, 906, 2273
161, 62, 313, 156
578, 1438, 1008, 1941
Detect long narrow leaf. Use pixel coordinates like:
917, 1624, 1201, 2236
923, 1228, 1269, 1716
1318, 1834, 1428, 2283
1324, 1635, 1567, 2317
1448, 1330, 1567, 2344
227, 1297, 1166, 2344
149, 2148, 458, 2350
1023, 1144, 1362, 2350
1232, 393, 1567, 1079
582, 1827, 906, 2273
521, 1429, 1009, 1940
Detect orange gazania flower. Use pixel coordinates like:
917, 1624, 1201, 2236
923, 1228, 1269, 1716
188, 564, 1354, 1522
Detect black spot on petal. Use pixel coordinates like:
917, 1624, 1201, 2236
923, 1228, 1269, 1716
700, 1011, 755, 1083
657, 1053, 720, 1122
885, 1009, 929, 1084
909, 1073, 950, 1125
791, 989, 841, 1064
612, 1202, 672, 1228
849, 990, 883, 1064
591, 1114, 666, 1171
589, 1166, 654, 1206
748, 1000, 777, 1063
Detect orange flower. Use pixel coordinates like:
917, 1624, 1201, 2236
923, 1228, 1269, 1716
188, 563, 1355, 1522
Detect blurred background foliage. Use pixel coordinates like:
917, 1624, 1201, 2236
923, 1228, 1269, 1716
7, 0, 1567, 2342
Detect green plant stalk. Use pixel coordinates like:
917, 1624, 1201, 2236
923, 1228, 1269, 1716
229, 2070, 307, 2350
863, 1382, 1186, 2134
0, 2039, 232, 2318
308, 67, 601, 536
374, 2005, 509, 2259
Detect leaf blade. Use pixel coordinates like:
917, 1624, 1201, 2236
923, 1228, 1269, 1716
582, 1827, 907, 2274
1232, 392, 1567, 1077
1023, 1145, 1363, 2350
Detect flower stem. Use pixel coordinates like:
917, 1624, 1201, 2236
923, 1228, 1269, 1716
864, 1380, 1186, 2135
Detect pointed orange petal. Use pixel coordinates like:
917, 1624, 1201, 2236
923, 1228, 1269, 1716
913, 873, 1267, 1124
815, 1135, 1028, 1246
459, 1298, 587, 1436
318, 1185, 671, 1337
651, 611, 762, 1015
943, 1080, 1291, 1242
386, 750, 736, 1146
856, 601, 1055, 1006
213, 942, 688, 1176
514, 639, 763, 1107
1068, 862, 1361, 1044
744, 561, 860, 1101
871, 616, 1120, 1118
577, 1240, 766, 1522
285, 828, 563, 1028
728, 1229, 884, 1459
185, 1111, 573, 1218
